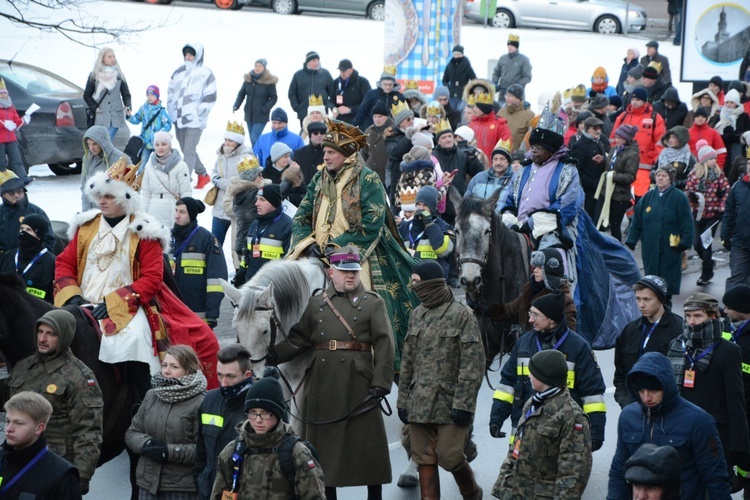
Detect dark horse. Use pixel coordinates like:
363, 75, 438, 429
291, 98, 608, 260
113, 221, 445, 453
0, 273, 139, 497
452, 190, 530, 366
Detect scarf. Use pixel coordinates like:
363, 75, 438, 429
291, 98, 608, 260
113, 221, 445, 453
320, 161, 355, 225
220, 376, 253, 400
528, 386, 564, 415
668, 318, 721, 384
95, 66, 118, 100
0, 97, 12, 109
412, 278, 453, 309
696, 165, 721, 193
535, 323, 568, 350
151, 371, 207, 404
715, 104, 744, 133
250, 70, 262, 82
172, 220, 197, 242
591, 82, 608, 93
658, 144, 692, 167
18, 230, 44, 263
529, 275, 546, 296
154, 149, 182, 174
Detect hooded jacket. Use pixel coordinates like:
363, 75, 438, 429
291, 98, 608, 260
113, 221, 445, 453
0, 195, 56, 254
653, 87, 689, 130
657, 125, 696, 190
607, 352, 731, 499
3, 309, 104, 481
81, 125, 129, 210
168, 43, 217, 130
234, 69, 279, 124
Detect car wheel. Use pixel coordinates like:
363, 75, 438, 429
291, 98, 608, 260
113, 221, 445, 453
48, 160, 82, 176
272, 0, 297, 15
595, 15, 620, 34
367, 0, 385, 21
215, 0, 242, 9
492, 9, 515, 29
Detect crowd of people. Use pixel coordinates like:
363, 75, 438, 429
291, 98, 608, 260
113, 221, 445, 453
1, 31, 750, 499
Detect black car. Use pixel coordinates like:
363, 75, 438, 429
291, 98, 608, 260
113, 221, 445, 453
0, 59, 87, 175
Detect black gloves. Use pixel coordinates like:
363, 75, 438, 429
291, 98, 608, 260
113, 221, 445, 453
451, 408, 473, 426
206, 318, 217, 330
304, 243, 324, 260
80, 479, 90, 495
489, 423, 506, 438
723, 240, 732, 251
398, 408, 409, 424
592, 439, 603, 452
625, 241, 636, 251
91, 301, 109, 320
142, 438, 168, 462
512, 221, 531, 235
369, 386, 389, 399
64, 295, 86, 307
232, 268, 247, 288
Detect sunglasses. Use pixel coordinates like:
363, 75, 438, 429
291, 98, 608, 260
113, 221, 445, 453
311, 131, 326, 136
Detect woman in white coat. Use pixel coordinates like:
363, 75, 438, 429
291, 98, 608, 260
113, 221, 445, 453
141, 131, 192, 228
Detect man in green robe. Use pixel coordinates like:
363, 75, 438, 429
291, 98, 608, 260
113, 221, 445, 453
289, 118, 418, 370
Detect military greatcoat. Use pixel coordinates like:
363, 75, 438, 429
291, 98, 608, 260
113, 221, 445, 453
273, 281, 395, 487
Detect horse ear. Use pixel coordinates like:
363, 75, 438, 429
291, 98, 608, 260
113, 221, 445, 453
448, 186, 462, 216
219, 279, 241, 304
487, 187, 503, 212
258, 283, 274, 309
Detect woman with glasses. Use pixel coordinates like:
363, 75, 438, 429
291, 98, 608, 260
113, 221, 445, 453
126, 345, 207, 499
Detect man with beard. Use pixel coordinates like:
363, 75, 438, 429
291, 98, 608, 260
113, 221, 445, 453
294, 121, 327, 185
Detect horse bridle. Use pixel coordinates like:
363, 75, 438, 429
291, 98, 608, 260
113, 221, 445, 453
456, 225, 492, 272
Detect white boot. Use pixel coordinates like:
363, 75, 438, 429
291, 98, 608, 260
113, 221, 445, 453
397, 458, 419, 488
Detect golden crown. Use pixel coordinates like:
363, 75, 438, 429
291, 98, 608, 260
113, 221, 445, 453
323, 118, 368, 157
405, 80, 419, 90
105, 156, 143, 191
400, 187, 418, 206
308, 94, 324, 107
383, 64, 397, 77
648, 61, 663, 73
226, 120, 245, 135
563, 88, 573, 99
493, 138, 513, 153
426, 101, 443, 116
435, 118, 452, 135
237, 156, 260, 172
571, 85, 587, 98
391, 100, 410, 116
471, 92, 493, 105
0, 78, 6, 91
508, 33, 519, 42
0, 169, 18, 186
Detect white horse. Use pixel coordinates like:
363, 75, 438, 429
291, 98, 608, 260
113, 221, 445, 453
220, 259, 327, 400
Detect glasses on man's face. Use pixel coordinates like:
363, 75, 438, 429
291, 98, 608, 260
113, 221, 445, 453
529, 144, 545, 151
528, 310, 541, 319
311, 131, 326, 136
248, 411, 274, 420
6, 189, 24, 196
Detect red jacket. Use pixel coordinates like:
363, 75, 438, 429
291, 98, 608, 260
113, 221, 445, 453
469, 112, 511, 160
0, 105, 23, 144
611, 102, 666, 168
688, 123, 727, 168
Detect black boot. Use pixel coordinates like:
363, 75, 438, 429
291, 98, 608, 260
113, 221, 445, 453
697, 262, 714, 286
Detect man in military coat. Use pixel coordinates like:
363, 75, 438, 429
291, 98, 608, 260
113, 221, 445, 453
0, 309, 103, 494
272, 245, 395, 499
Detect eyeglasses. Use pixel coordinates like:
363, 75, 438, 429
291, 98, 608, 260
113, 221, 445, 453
4, 189, 24, 196
529, 144, 546, 151
248, 411, 274, 420
528, 311, 542, 319
311, 131, 326, 136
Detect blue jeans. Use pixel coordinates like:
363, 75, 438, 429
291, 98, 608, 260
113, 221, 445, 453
138, 148, 153, 175
727, 246, 750, 290
248, 122, 266, 147
673, 6, 682, 44
108, 126, 118, 140
212, 217, 232, 247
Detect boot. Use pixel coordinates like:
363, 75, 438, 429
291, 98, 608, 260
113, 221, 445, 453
194, 173, 211, 189
418, 464, 441, 500
697, 261, 714, 286
398, 458, 419, 488
451, 461, 482, 500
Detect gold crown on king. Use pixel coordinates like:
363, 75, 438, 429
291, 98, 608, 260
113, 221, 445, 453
106, 156, 143, 191
493, 138, 513, 152
399, 187, 418, 205
405, 80, 419, 90
508, 33, 520, 42
435, 118, 452, 135
571, 85, 587, 98
237, 156, 260, 172
309, 94, 324, 107
383, 64, 397, 77
391, 100, 410, 116
226, 120, 245, 135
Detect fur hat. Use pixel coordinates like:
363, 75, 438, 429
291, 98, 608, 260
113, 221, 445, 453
270, 142, 293, 163
244, 376, 286, 421
177, 197, 205, 222
631, 87, 649, 102
85, 171, 140, 215
529, 349, 569, 387
723, 285, 750, 314
531, 248, 566, 291
531, 291, 566, 324
635, 275, 668, 303
454, 126, 474, 143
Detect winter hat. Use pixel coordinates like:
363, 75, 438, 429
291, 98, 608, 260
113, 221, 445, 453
271, 108, 288, 123
337, 59, 353, 71
492, 138, 512, 162
642, 66, 659, 80
629, 372, 662, 391
684, 292, 720, 315
371, 101, 389, 117
507, 33, 520, 49
723, 285, 750, 314
452, 45, 464, 54
36, 310, 76, 355
255, 58, 268, 69
697, 141, 717, 164
146, 85, 160, 99
433, 86, 450, 100
609, 95, 623, 108
305, 51, 320, 65
506, 83, 524, 101
635, 275, 668, 303
244, 376, 286, 421
592, 66, 608, 80
475, 100, 495, 115
413, 260, 445, 282
645, 40, 659, 49
589, 94, 610, 110
528, 349, 569, 387
178, 197, 205, 222
728, 80, 745, 94
411, 131, 434, 149
531, 291, 566, 324
415, 185, 440, 214
154, 131, 173, 145
0, 170, 25, 194
257, 184, 282, 208
709, 75, 723, 88
85, 171, 141, 216
631, 87, 649, 102
405, 145, 431, 162
307, 121, 327, 135
627, 66, 644, 80
182, 45, 196, 57
224, 121, 246, 145
394, 107, 415, 127
624, 444, 681, 498
511, 150, 526, 163
584, 116, 605, 130
270, 142, 293, 163
20, 214, 49, 240
725, 89, 741, 106
694, 106, 710, 119
531, 248, 566, 291
574, 110, 593, 126
454, 126, 474, 143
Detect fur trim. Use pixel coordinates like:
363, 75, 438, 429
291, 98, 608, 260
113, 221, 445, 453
243, 70, 279, 85
84, 172, 141, 216
690, 89, 719, 115
462, 79, 496, 103
281, 164, 304, 187
129, 213, 171, 252
400, 159, 435, 173
661, 126, 690, 148
404, 89, 428, 103
531, 250, 546, 268
68, 210, 101, 240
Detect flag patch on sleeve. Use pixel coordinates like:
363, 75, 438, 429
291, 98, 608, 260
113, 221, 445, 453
307, 460, 316, 469
574, 423, 583, 431
87, 379, 96, 387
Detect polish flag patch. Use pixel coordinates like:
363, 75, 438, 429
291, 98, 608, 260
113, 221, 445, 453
574, 423, 583, 431
307, 460, 316, 469
87, 379, 96, 387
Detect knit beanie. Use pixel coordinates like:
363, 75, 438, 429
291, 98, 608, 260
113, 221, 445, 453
270, 142, 293, 163
415, 185, 440, 214
531, 291, 566, 324
452, 45, 464, 54
627, 66, 644, 80
507, 34, 519, 49
725, 89, 741, 106
592, 66, 608, 80
305, 51, 320, 65
271, 108, 288, 123
433, 86, 450, 100
710, 75, 723, 88
154, 131, 173, 145
413, 260, 445, 281
723, 285, 750, 314
697, 140, 717, 163
255, 58, 268, 69
694, 107, 710, 119
506, 84, 524, 101
609, 95, 623, 108
394, 107, 415, 127
20, 214, 49, 240
411, 131, 434, 149
146, 85, 160, 99
528, 349, 569, 387
405, 145, 431, 162
178, 197, 206, 222
642, 66, 659, 80
244, 376, 286, 421
454, 126, 474, 143
257, 184, 282, 208
475, 101, 494, 115
631, 87, 649, 102
635, 275, 668, 303
371, 101, 389, 117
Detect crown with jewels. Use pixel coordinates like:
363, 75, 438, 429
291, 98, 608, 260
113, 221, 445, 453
435, 118, 452, 136
399, 187, 418, 207
468, 92, 493, 106
308, 94, 324, 107
226, 120, 245, 135
383, 64, 397, 77
391, 100, 410, 117
106, 156, 143, 191
508, 33, 519, 42
237, 156, 260, 172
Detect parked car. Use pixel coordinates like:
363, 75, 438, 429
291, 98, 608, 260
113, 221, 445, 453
259, 0, 385, 20
0, 59, 86, 175
464, 0, 647, 34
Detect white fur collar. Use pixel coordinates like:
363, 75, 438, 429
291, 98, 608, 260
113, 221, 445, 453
68, 211, 171, 252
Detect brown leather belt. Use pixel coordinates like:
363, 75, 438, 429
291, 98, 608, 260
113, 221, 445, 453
313, 340, 372, 352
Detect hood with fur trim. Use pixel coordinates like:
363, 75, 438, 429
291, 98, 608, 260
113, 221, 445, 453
281, 163, 304, 187
242, 70, 279, 85
84, 172, 140, 216
661, 125, 690, 148
462, 78, 496, 103
690, 89, 719, 115
68, 210, 171, 252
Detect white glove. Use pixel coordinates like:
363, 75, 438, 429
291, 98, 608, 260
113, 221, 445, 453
501, 212, 518, 228
3, 120, 17, 132
531, 212, 559, 239
22, 114, 30, 125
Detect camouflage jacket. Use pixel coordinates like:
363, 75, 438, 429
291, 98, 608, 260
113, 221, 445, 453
492, 389, 592, 499
397, 298, 485, 423
211, 421, 326, 500
5, 349, 103, 481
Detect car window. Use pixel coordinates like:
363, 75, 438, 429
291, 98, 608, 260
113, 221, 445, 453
0, 64, 80, 95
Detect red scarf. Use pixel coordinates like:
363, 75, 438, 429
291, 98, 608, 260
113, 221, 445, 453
591, 82, 608, 93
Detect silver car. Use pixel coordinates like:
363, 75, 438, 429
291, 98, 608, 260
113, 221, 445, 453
260, 0, 385, 20
464, 0, 647, 34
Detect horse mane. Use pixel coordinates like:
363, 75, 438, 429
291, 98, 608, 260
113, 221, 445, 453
457, 195, 492, 221
236, 261, 311, 325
